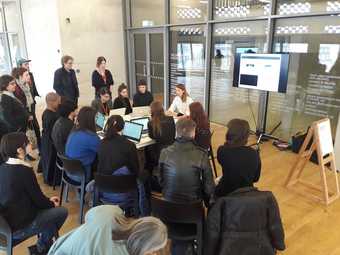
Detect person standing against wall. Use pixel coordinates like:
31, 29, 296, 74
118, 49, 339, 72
53, 55, 79, 106
92, 56, 114, 98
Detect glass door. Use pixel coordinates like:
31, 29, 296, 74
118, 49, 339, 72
131, 29, 165, 104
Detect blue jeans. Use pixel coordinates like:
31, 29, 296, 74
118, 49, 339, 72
13, 207, 68, 251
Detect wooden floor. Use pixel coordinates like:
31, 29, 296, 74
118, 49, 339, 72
6, 123, 340, 255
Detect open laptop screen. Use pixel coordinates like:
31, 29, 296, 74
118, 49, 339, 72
122, 121, 143, 142
131, 117, 149, 131
95, 112, 106, 130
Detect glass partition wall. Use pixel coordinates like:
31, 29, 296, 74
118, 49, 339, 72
125, 0, 340, 140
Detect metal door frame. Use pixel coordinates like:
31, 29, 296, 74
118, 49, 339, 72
128, 27, 167, 106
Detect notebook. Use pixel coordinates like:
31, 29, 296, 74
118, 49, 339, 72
122, 121, 144, 143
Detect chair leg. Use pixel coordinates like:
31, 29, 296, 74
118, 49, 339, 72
210, 146, 218, 178
59, 181, 64, 206
7, 237, 12, 255
52, 168, 57, 190
79, 183, 86, 224
65, 185, 69, 203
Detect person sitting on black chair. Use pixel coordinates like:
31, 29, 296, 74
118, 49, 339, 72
133, 79, 153, 107
52, 100, 77, 155
205, 186, 285, 255
215, 119, 261, 198
0, 132, 68, 254
159, 118, 215, 206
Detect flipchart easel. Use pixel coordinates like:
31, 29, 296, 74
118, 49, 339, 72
285, 118, 340, 205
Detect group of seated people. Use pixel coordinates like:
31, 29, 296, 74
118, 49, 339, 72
0, 71, 285, 254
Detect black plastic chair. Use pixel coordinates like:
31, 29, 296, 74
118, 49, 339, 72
208, 131, 218, 178
59, 155, 87, 224
0, 214, 13, 255
53, 153, 63, 190
151, 195, 204, 255
93, 173, 139, 216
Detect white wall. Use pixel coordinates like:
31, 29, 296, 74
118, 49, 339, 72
21, 0, 127, 106
21, 0, 62, 95
57, 0, 126, 106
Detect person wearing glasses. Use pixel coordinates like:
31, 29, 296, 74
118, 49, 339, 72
53, 55, 79, 106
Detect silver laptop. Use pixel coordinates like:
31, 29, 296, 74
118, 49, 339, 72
131, 117, 149, 134
110, 108, 126, 116
131, 106, 150, 117
122, 121, 144, 143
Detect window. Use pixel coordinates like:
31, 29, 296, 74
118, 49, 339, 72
170, 0, 208, 24
209, 21, 267, 130
267, 16, 340, 139
170, 25, 206, 104
276, 0, 340, 15
214, 0, 270, 20
131, 0, 165, 27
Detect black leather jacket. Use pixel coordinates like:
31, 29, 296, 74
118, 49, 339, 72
205, 187, 285, 255
158, 138, 215, 206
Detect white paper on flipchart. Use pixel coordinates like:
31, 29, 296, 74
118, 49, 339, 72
334, 114, 340, 170
317, 119, 333, 156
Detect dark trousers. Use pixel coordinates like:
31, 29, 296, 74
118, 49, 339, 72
12, 207, 68, 251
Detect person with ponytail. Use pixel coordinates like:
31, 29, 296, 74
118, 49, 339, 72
168, 84, 193, 116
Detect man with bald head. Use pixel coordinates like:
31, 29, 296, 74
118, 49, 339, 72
40, 92, 61, 185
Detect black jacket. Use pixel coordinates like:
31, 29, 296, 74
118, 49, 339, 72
97, 134, 139, 176
113, 97, 132, 115
0, 94, 28, 132
51, 117, 74, 154
147, 116, 175, 167
53, 67, 79, 102
133, 91, 153, 107
195, 127, 211, 150
91, 69, 114, 95
159, 138, 215, 205
0, 163, 54, 231
215, 145, 261, 197
205, 187, 285, 255
29, 72, 40, 101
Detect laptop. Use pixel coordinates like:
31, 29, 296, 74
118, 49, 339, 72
131, 117, 149, 134
122, 121, 144, 143
110, 108, 126, 116
131, 106, 150, 117
95, 112, 106, 131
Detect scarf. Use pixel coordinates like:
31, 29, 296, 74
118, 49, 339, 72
17, 79, 34, 111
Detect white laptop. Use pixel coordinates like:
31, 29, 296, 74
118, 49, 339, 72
131, 106, 150, 117
110, 108, 126, 116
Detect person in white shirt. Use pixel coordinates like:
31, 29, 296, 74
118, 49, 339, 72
168, 84, 193, 116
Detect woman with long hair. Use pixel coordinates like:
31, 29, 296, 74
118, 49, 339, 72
97, 115, 141, 215
65, 106, 100, 182
168, 84, 193, 116
189, 102, 211, 150
48, 205, 169, 255
215, 119, 261, 198
92, 56, 114, 98
113, 83, 132, 115
147, 101, 175, 170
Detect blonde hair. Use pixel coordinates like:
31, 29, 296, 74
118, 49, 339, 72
112, 215, 168, 255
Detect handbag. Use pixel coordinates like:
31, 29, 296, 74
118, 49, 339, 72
26, 122, 38, 150
291, 128, 318, 164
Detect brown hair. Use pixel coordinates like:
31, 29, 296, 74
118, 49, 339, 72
176, 118, 196, 139
226, 119, 250, 147
0, 75, 15, 91
150, 101, 165, 137
11, 67, 28, 79
175, 84, 188, 102
118, 83, 128, 98
75, 106, 97, 133
189, 102, 209, 130
96, 56, 106, 67
61, 55, 74, 66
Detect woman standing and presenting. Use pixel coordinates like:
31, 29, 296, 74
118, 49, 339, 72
92, 56, 114, 98
168, 84, 193, 116
113, 84, 132, 115
189, 102, 211, 150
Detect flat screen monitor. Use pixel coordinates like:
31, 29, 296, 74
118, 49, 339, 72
233, 53, 290, 93
122, 121, 144, 142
